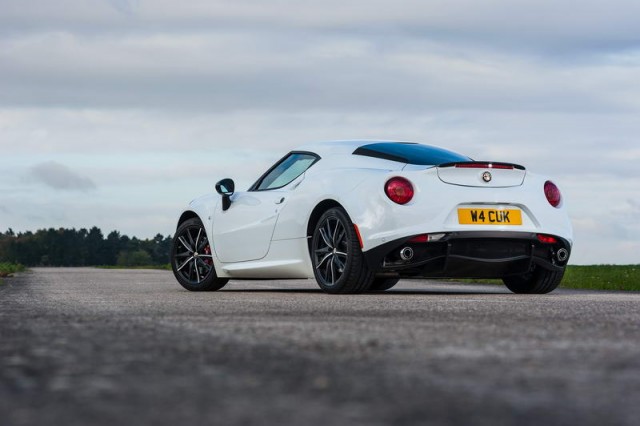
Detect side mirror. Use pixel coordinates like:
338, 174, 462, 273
215, 178, 235, 211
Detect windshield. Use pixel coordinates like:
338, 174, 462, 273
251, 152, 319, 191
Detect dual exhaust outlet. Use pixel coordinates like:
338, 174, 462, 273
398, 246, 569, 263
399, 246, 414, 261
556, 248, 569, 262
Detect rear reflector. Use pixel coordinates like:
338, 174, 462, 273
537, 234, 558, 244
408, 233, 446, 243
353, 224, 364, 249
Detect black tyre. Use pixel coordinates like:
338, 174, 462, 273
171, 218, 229, 291
502, 267, 564, 294
311, 207, 374, 294
369, 277, 400, 292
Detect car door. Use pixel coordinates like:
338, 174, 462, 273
212, 152, 319, 263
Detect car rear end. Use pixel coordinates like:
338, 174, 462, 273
345, 153, 572, 280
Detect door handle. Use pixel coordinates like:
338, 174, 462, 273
275, 197, 285, 204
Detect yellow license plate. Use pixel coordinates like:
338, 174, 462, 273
458, 208, 522, 225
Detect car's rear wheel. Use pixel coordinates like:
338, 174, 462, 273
311, 207, 374, 294
369, 277, 400, 292
502, 267, 564, 294
171, 218, 229, 291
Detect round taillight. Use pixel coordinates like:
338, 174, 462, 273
385, 177, 414, 205
544, 180, 561, 208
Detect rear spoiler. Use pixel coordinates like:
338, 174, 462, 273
438, 161, 526, 171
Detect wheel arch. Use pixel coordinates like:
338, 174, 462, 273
306, 199, 345, 254
177, 210, 200, 229
176, 210, 226, 278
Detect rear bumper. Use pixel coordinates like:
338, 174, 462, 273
363, 231, 570, 278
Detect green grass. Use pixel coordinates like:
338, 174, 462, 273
560, 265, 640, 291
454, 265, 640, 292
0, 262, 26, 279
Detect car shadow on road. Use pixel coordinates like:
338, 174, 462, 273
217, 288, 510, 296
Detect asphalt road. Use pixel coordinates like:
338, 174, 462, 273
1, 268, 639, 426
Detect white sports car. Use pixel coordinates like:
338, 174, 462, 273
171, 141, 572, 294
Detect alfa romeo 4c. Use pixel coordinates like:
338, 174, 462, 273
171, 141, 572, 294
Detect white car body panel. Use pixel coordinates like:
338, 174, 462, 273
437, 166, 526, 187
212, 189, 287, 263
219, 238, 312, 279
340, 168, 572, 252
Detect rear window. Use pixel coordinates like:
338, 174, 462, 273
353, 142, 469, 165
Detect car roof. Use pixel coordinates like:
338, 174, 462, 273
295, 140, 411, 157
295, 140, 470, 166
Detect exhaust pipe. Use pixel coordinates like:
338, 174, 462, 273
400, 246, 414, 261
556, 248, 569, 262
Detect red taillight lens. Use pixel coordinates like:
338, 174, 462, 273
385, 177, 414, 205
544, 181, 561, 208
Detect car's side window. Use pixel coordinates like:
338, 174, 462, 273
253, 153, 319, 191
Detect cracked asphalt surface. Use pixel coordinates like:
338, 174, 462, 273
1, 267, 639, 425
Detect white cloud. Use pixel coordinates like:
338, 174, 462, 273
29, 161, 97, 191
0, 0, 639, 263
1, 29, 639, 114
3, 1, 640, 53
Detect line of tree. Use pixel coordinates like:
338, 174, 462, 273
0, 227, 172, 267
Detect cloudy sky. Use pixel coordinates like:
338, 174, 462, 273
1, 0, 639, 264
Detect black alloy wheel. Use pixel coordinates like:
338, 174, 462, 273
171, 218, 228, 291
311, 207, 374, 294
502, 266, 564, 294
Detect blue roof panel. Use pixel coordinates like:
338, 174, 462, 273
353, 142, 470, 165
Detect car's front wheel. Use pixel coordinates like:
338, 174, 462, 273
502, 267, 564, 294
171, 218, 229, 291
311, 207, 374, 294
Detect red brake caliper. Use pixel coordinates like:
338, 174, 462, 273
204, 245, 213, 265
